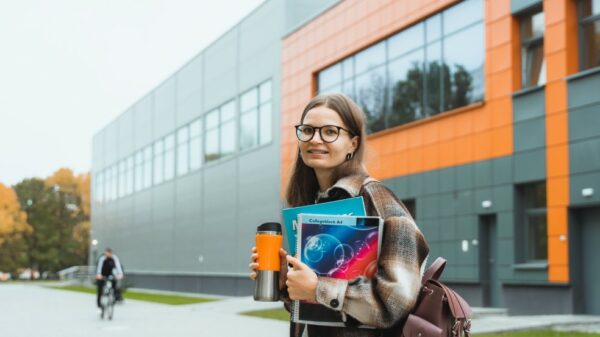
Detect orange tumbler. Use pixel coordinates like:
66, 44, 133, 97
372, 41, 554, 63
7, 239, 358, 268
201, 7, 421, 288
254, 222, 282, 301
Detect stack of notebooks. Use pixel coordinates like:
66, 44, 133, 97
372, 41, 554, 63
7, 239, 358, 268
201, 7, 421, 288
282, 197, 383, 327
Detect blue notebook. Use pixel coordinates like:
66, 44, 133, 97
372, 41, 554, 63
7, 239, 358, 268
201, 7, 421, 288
282, 196, 366, 256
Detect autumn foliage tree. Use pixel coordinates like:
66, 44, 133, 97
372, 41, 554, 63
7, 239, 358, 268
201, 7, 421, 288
0, 183, 32, 273
11, 168, 90, 274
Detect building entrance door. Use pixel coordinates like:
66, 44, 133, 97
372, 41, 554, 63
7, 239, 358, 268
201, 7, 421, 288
479, 214, 499, 307
573, 206, 600, 314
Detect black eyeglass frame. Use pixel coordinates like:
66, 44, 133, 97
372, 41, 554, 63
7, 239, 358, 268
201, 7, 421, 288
294, 124, 355, 143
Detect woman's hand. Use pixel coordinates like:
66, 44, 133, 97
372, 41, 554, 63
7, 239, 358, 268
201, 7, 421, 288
286, 255, 318, 301
249, 247, 289, 291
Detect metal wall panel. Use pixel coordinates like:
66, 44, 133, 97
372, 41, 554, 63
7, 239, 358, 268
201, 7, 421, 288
134, 94, 154, 149
154, 77, 176, 138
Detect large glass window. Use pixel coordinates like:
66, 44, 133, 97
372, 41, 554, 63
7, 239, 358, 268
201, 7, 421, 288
521, 9, 545, 88
143, 145, 152, 189
164, 134, 175, 181
220, 101, 236, 157
205, 100, 237, 163
134, 150, 143, 192
153, 139, 164, 185
118, 160, 126, 198
516, 182, 548, 262
580, 0, 600, 70
240, 80, 273, 150
126, 155, 134, 196
189, 119, 203, 170
111, 165, 118, 201
95, 171, 104, 203
317, 0, 484, 133
177, 126, 189, 176
104, 168, 112, 202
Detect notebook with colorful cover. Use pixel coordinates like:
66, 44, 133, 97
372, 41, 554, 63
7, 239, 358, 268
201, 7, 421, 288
282, 196, 366, 256
291, 213, 383, 327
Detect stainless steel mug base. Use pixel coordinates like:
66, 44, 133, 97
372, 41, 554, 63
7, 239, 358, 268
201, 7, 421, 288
254, 270, 280, 301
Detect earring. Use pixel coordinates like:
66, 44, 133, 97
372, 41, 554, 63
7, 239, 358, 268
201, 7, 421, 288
346, 153, 352, 161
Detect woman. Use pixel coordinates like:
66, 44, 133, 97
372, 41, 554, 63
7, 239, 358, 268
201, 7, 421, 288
250, 93, 429, 337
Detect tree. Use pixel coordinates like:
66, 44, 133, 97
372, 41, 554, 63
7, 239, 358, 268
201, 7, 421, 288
13, 168, 91, 274
0, 183, 31, 273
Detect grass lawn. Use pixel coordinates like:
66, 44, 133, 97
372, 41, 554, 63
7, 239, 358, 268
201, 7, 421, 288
48, 285, 219, 305
239, 307, 290, 321
236, 309, 600, 337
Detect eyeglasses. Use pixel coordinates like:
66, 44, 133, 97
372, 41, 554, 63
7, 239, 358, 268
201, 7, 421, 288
294, 124, 355, 143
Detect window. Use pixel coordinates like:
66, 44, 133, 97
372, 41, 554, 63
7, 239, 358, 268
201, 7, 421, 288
317, 0, 484, 133
205, 100, 236, 162
143, 145, 152, 189
580, 0, 600, 70
118, 160, 126, 198
126, 155, 134, 195
516, 182, 547, 262
189, 119, 203, 170
164, 134, 175, 181
109, 165, 117, 201
240, 80, 272, 150
220, 101, 236, 157
205, 109, 220, 162
521, 9, 546, 88
177, 126, 189, 176
134, 150, 143, 192
153, 139, 164, 184
95, 171, 104, 203
104, 168, 111, 202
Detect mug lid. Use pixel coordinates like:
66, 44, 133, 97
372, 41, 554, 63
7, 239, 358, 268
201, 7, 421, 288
257, 222, 281, 232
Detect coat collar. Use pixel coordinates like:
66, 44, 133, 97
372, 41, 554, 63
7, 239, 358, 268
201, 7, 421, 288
316, 174, 369, 202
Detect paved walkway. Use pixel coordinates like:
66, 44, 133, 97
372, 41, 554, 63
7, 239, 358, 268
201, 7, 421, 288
1, 283, 599, 336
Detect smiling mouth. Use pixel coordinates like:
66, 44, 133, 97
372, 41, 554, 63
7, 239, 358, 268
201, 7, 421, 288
307, 150, 329, 154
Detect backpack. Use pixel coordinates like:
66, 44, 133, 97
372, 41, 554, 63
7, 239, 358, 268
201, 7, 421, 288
401, 257, 472, 337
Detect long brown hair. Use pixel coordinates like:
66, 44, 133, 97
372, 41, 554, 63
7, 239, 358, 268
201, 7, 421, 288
285, 93, 368, 207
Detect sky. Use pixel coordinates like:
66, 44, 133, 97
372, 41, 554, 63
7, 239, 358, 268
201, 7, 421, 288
0, 0, 264, 187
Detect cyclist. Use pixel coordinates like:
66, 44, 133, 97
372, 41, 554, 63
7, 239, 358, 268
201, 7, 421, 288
95, 248, 124, 309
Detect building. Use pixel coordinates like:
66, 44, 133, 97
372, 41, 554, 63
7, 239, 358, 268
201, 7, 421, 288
92, 0, 600, 315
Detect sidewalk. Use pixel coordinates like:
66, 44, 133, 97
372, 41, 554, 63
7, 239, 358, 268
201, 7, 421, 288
1, 283, 599, 336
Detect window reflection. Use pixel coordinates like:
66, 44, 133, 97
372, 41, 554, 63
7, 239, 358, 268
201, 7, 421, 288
581, 0, 600, 70
521, 10, 545, 88
316, 0, 484, 133
388, 48, 424, 127
355, 41, 386, 75
443, 23, 484, 109
356, 65, 387, 133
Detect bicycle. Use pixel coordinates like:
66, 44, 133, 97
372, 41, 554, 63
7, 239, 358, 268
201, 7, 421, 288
99, 275, 116, 320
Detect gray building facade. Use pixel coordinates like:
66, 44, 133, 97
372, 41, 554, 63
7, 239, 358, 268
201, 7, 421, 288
91, 0, 337, 295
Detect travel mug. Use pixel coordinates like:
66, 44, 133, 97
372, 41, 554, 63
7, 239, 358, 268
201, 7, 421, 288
254, 222, 282, 301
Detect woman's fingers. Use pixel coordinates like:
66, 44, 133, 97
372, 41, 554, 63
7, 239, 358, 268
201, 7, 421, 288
251, 246, 257, 253
249, 271, 257, 280
250, 253, 258, 262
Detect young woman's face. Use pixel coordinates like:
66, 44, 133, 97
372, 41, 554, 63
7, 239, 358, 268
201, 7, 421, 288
298, 106, 358, 172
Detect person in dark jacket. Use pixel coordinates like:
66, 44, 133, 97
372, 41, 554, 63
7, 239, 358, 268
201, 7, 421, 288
250, 93, 429, 337
95, 248, 124, 308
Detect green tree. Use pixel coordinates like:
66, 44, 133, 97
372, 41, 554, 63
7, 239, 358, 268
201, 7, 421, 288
13, 169, 90, 274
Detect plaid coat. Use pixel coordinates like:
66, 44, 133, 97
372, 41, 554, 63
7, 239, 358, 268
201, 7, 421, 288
283, 174, 430, 337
